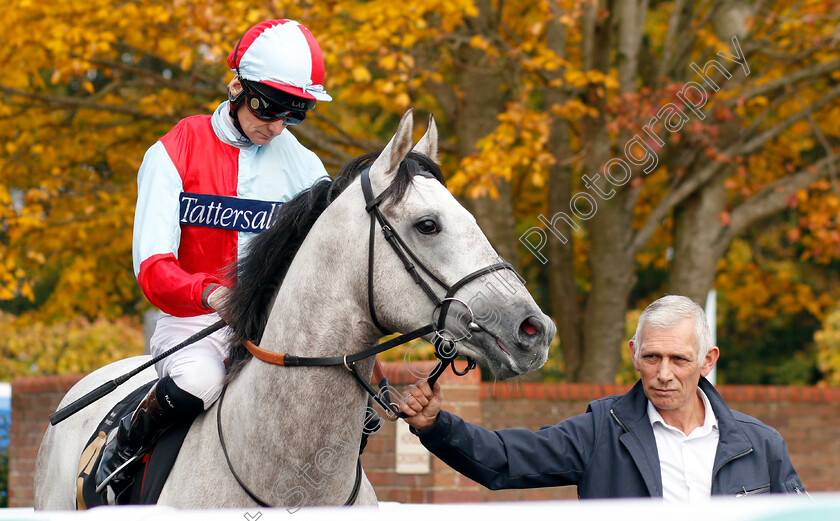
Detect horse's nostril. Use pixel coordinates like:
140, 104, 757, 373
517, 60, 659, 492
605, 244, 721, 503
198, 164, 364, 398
520, 317, 539, 337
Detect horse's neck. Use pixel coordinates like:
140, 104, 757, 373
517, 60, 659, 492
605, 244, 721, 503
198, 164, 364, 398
220, 208, 378, 503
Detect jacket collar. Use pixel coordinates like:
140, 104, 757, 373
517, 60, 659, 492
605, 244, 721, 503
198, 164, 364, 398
611, 380, 662, 496
610, 377, 754, 496
211, 101, 255, 149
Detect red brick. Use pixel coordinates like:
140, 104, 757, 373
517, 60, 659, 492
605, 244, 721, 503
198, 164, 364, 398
443, 386, 481, 403
431, 490, 481, 503
484, 488, 522, 501
392, 473, 420, 487
433, 471, 456, 487
363, 470, 390, 485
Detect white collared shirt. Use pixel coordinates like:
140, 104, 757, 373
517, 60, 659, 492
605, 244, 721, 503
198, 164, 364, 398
648, 389, 719, 502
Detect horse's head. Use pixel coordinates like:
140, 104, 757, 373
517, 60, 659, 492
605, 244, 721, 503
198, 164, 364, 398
358, 110, 555, 379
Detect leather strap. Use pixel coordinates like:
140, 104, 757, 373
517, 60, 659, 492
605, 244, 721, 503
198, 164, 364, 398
243, 324, 437, 369
243, 340, 287, 366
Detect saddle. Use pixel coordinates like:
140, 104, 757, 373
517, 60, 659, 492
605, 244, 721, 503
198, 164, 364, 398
75, 380, 193, 509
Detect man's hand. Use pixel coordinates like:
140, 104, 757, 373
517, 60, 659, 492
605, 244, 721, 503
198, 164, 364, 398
207, 286, 231, 321
399, 379, 443, 431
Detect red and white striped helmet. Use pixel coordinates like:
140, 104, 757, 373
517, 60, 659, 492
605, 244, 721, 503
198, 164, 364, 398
228, 19, 331, 102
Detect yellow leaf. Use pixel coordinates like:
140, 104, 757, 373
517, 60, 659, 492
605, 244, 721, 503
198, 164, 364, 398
352, 66, 372, 82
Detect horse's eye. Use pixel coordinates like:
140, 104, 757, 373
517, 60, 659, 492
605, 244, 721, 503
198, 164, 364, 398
415, 219, 440, 235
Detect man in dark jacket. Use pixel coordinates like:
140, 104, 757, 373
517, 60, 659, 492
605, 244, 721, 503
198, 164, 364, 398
401, 295, 806, 500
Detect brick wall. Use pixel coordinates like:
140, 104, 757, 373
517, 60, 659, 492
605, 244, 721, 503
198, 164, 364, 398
9, 366, 840, 507
9, 374, 83, 507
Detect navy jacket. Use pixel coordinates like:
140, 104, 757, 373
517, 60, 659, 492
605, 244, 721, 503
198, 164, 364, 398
415, 378, 805, 499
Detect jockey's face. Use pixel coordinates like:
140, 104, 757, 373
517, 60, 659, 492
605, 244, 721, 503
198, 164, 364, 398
228, 78, 288, 146
236, 102, 288, 145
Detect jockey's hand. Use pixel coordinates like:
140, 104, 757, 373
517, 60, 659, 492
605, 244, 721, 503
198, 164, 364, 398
400, 379, 442, 431
207, 286, 231, 321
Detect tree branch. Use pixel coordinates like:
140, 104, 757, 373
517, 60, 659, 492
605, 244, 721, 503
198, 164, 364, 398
660, 0, 689, 80
718, 153, 839, 248
727, 58, 840, 104
745, 38, 837, 63
632, 83, 840, 254
0, 84, 180, 123
631, 160, 728, 255
735, 83, 840, 157
80, 55, 223, 98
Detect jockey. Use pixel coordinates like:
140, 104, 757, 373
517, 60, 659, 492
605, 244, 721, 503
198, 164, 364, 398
96, 19, 332, 490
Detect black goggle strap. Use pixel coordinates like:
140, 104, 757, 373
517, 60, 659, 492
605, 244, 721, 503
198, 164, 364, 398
242, 90, 304, 121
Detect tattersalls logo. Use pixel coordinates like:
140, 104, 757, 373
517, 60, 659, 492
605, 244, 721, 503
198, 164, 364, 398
179, 192, 282, 233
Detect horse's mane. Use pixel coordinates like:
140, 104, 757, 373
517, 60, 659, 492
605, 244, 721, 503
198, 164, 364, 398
222, 151, 444, 381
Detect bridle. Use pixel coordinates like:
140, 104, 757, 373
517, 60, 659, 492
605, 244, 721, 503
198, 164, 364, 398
218, 162, 516, 506
239, 164, 516, 414
358, 164, 516, 391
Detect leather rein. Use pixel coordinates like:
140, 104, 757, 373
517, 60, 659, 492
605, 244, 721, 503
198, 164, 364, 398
218, 165, 515, 506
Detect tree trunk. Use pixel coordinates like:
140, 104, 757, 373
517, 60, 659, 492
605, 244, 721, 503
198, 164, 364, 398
578, 119, 638, 381
667, 3, 750, 306
452, 0, 519, 266
543, 7, 583, 379
668, 174, 728, 306
574, 0, 645, 382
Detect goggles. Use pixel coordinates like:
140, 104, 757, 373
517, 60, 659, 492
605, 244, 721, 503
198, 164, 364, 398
240, 79, 315, 125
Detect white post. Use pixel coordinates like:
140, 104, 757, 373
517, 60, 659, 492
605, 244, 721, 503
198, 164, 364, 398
705, 289, 717, 385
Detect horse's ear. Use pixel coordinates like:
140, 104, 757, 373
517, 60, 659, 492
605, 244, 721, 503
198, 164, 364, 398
412, 114, 439, 164
369, 109, 414, 193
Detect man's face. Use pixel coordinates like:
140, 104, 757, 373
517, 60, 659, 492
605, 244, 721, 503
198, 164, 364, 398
228, 78, 290, 146
629, 319, 718, 413
236, 102, 288, 146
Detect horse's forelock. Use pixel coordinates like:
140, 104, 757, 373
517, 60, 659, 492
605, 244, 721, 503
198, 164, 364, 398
379, 151, 445, 208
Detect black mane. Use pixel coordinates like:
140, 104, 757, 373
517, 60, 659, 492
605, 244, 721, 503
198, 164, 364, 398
222, 151, 444, 380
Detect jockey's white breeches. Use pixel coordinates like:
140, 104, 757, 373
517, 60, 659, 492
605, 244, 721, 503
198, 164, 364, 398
150, 312, 231, 410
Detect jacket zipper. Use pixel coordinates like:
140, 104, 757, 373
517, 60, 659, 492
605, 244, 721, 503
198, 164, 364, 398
713, 447, 753, 484
614, 407, 765, 496
610, 409, 629, 433
736, 485, 770, 497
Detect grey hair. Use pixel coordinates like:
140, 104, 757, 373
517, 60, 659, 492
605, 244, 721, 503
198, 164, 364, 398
632, 295, 712, 364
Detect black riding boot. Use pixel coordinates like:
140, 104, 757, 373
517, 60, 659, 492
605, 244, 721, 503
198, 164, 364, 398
94, 384, 176, 491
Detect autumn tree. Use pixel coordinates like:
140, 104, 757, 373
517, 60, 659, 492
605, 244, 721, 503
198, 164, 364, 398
451, 0, 840, 381
1, 0, 838, 383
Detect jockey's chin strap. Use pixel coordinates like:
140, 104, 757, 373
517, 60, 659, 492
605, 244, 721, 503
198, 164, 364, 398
241, 165, 516, 420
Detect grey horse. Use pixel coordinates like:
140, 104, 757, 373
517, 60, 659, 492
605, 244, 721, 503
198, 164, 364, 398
34, 110, 555, 509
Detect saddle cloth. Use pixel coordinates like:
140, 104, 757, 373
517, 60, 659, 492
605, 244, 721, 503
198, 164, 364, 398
75, 380, 193, 509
